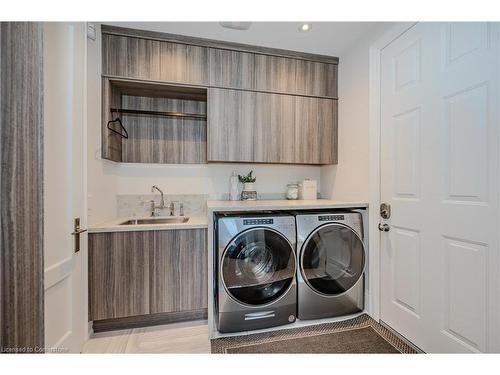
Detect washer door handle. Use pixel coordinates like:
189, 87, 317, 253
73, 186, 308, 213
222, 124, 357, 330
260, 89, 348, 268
244, 311, 276, 320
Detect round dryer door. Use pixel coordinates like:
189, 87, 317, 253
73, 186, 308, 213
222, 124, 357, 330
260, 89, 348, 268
300, 223, 365, 296
221, 228, 296, 306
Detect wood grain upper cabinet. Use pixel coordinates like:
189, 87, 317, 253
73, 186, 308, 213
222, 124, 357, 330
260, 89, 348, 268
254, 92, 296, 163
295, 60, 338, 98
159, 42, 209, 85
207, 88, 255, 162
89, 231, 151, 321
102, 34, 161, 80
209, 48, 255, 90
208, 88, 337, 164
294, 96, 338, 164
254, 54, 297, 94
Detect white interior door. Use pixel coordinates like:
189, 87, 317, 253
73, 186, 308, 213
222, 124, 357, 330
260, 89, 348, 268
380, 22, 499, 353
44, 22, 87, 353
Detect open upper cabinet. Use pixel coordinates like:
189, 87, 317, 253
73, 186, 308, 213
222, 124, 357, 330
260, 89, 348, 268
102, 78, 207, 163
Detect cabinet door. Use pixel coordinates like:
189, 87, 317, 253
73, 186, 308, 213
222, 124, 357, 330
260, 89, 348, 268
254, 54, 297, 94
150, 229, 207, 314
178, 229, 208, 311
89, 231, 151, 321
254, 92, 296, 163
150, 231, 179, 313
102, 34, 160, 80
295, 60, 338, 98
159, 42, 209, 85
207, 88, 255, 162
294, 96, 338, 164
209, 48, 255, 90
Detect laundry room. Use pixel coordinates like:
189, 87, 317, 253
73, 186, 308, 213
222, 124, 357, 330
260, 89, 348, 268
2, 1, 500, 374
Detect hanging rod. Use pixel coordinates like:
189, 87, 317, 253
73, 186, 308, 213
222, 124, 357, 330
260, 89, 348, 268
110, 108, 207, 120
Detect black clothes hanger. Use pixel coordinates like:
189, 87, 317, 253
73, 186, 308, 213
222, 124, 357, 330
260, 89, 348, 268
107, 117, 128, 139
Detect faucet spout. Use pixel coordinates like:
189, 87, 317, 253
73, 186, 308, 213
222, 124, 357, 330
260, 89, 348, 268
151, 185, 165, 208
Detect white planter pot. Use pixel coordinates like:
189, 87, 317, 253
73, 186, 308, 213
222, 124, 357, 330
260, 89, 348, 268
241, 182, 257, 201
243, 182, 256, 192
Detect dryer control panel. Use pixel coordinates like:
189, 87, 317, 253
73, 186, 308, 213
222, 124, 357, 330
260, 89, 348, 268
319, 215, 345, 222
243, 218, 274, 225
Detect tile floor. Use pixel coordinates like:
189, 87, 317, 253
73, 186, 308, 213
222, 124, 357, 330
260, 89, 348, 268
83, 320, 210, 353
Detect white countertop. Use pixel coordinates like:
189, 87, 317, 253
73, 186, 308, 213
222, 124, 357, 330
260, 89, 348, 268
207, 199, 368, 212
88, 215, 208, 233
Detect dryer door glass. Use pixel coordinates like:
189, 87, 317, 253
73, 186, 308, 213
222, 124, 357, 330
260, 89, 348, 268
222, 228, 296, 306
301, 223, 365, 296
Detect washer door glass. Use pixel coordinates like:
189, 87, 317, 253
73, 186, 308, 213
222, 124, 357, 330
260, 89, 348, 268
300, 223, 365, 296
222, 228, 296, 306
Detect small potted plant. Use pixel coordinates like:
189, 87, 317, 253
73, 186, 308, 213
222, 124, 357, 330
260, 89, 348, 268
238, 171, 257, 201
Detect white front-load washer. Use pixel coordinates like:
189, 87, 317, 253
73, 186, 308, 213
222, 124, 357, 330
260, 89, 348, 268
215, 212, 297, 333
296, 211, 366, 320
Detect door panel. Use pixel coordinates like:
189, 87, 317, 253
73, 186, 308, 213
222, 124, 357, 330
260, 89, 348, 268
43, 23, 87, 352
380, 22, 499, 353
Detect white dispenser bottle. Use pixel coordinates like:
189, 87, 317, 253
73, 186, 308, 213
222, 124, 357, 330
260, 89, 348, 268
229, 171, 239, 201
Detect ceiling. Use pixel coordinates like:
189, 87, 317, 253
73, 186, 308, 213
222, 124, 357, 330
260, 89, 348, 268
104, 22, 393, 58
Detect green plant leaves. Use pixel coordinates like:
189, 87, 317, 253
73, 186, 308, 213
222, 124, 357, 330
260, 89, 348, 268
238, 170, 256, 183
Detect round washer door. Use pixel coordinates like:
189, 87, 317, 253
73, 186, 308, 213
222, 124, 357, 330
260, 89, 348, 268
221, 227, 296, 306
300, 223, 365, 296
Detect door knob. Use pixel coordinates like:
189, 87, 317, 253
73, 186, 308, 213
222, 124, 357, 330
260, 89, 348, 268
378, 223, 390, 232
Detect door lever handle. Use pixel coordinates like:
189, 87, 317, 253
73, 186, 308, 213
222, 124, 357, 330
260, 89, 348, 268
378, 223, 390, 232
71, 218, 87, 253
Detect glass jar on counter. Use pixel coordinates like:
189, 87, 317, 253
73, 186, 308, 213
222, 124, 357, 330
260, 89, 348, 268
286, 183, 299, 200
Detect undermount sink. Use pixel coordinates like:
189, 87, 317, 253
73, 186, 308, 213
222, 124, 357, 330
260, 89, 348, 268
119, 217, 189, 225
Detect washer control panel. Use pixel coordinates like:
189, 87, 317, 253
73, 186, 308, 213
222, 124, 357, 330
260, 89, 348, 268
243, 218, 274, 225
318, 215, 345, 222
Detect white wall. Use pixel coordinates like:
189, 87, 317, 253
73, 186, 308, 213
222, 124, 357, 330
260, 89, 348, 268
320, 25, 391, 201
114, 163, 320, 196
87, 24, 118, 225
87, 24, 320, 224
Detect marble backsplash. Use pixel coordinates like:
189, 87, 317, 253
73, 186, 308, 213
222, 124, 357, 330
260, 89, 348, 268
116, 192, 294, 218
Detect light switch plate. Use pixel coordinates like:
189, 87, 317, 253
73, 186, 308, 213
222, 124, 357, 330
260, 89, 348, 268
87, 23, 96, 40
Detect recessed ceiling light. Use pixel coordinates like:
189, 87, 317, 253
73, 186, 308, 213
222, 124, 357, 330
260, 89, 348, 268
299, 23, 312, 32
219, 22, 252, 31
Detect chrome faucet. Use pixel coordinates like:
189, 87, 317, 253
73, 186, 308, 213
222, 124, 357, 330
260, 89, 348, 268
150, 185, 166, 217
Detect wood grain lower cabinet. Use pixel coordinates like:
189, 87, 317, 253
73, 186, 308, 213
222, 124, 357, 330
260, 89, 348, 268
89, 231, 151, 321
178, 230, 208, 311
88, 229, 207, 323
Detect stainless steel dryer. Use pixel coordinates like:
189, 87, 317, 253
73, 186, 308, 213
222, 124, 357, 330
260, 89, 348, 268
296, 211, 366, 320
215, 212, 297, 333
